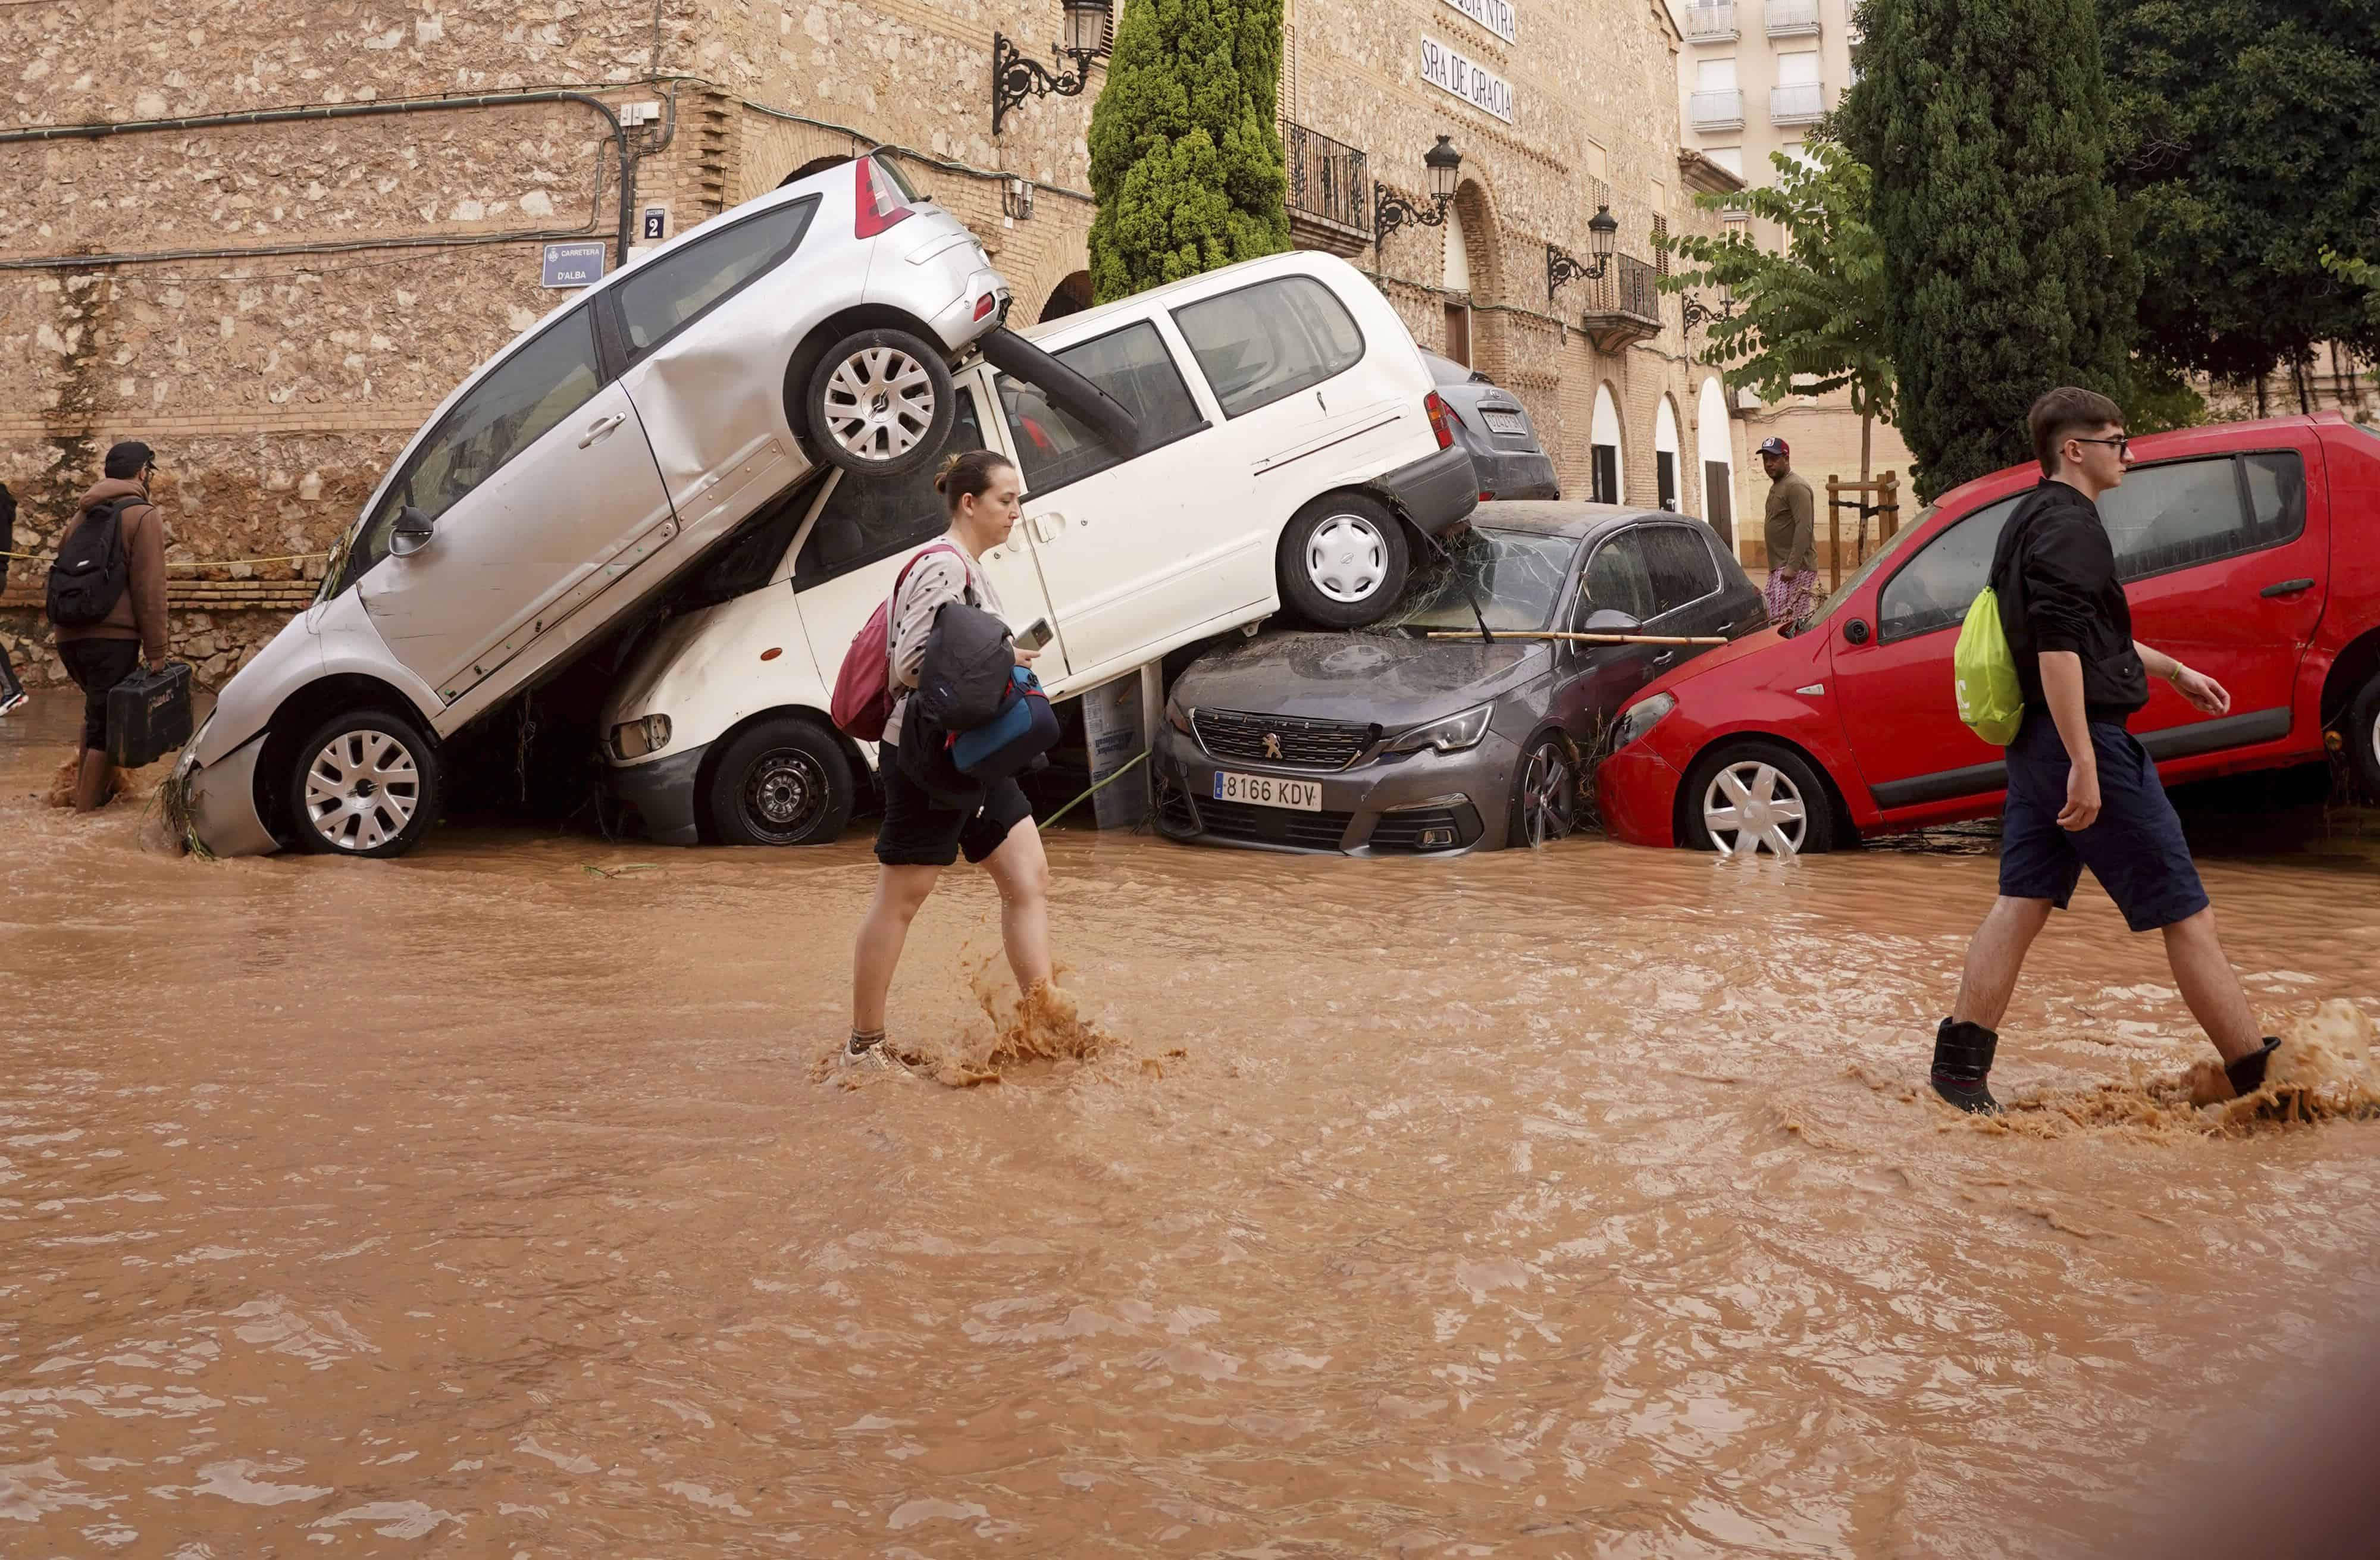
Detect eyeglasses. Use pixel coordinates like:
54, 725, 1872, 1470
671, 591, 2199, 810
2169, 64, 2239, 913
2070, 435, 2131, 458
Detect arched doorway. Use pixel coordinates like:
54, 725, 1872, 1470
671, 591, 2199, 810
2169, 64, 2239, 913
1441, 198, 1473, 365
1696, 376, 1736, 549
1039, 270, 1093, 324
1590, 384, 1624, 504
1654, 396, 1681, 512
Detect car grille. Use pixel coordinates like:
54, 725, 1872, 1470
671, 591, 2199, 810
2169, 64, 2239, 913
1192, 798, 1355, 851
1192, 708, 1376, 771
1368, 807, 1471, 853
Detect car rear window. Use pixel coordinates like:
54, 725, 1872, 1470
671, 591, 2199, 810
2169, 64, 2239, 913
615, 199, 818, 359
1172, 275, 1365, 418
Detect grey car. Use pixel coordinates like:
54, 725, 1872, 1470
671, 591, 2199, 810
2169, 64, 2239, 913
1153, 505, 1765, 854
1424, 351, 1560, 502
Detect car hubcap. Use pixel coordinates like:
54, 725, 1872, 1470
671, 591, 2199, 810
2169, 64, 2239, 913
304, 729, 420, 852
744, 747, 828, 842
1520, 743, 1576, 848
1305, 513, 1388, 604
822, 346, 934, 461
1703, 760, 1806, 857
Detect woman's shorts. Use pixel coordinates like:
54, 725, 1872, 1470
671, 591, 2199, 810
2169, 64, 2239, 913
875, 741, 1035, 867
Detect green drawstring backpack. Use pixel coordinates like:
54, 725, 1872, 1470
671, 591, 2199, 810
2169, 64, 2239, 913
1953, 587, 2025, 745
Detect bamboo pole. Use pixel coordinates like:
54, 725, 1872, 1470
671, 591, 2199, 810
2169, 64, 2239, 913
1425, 630, 1728, 646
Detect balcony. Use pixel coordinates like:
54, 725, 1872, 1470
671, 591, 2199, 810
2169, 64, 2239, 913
1580, 254, 1664, 354
1282, 121, 1370, 258
1682, 2, 1737, 42
1770, 82, 1827, 125
1687, 89, 1746, 133
1767, 0, 1821, 37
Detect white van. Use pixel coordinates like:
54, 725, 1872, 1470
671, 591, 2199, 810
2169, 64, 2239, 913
599, 250, 1479, 845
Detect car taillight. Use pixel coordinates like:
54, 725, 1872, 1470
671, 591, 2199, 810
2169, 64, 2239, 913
1425, 391, 1456, 450
854, 156, 914, 239
973, 293, 996, 321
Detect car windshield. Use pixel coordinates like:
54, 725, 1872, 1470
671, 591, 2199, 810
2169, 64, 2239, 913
1791, 505, 1937, 635
1376, 527, 1573, 634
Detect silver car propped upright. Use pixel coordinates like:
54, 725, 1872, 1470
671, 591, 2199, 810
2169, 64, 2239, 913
174, 152, 1011, 858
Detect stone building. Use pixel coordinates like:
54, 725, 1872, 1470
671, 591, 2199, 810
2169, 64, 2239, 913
1, 0, 1744, 688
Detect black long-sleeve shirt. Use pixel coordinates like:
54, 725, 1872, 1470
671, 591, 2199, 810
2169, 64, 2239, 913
1987, 478, 2149, 722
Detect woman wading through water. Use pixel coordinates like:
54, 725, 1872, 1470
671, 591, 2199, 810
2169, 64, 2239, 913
845, 450, 1054, 1069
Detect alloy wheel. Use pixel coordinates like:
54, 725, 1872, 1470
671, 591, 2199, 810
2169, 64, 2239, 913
1701, 759, 1806, 858
742, 746, 829, 844
1518, 741, 1577, 848
820, 345, 935, 462
1305, 512, 1388, 604
303, 729, 422, 853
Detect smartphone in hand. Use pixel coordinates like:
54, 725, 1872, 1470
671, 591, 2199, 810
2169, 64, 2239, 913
1014, 617, 1053, 653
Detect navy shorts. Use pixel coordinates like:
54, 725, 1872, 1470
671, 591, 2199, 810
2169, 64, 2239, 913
873, 740, 1034, 868
1999, 712, 2208, 932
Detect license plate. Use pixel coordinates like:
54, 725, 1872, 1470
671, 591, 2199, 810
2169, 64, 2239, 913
1483, 409, 1526, 435
1213, 771, 1323, 812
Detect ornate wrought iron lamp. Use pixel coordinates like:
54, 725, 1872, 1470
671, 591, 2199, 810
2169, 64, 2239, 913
991, 2, 1108, 135
1548, 205, 1620, 301
1373, 134, 1463, 245
1681, 281, 1739, 331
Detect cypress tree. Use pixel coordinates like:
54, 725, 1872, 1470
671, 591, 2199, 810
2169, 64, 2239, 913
1840, 1, 2140, 501
1086, 0, 1291, 303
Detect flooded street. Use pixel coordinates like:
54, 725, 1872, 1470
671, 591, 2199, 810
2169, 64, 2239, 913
5, 696, 2378, 1557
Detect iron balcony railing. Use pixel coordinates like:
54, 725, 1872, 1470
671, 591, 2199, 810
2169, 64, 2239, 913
1687, 89, 1746, 131
1767, 0, 1821, 36
1683, 2, 1738, 41
1770, 82, 1827, 124
1586, 254, 1662, 325
1284, 121, 1371, 238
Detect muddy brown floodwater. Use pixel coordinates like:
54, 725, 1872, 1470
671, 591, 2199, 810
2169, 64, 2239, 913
5, 695, 2379, 1558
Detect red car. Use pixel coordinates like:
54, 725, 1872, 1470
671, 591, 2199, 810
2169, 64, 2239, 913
1599, 414, 2380, 853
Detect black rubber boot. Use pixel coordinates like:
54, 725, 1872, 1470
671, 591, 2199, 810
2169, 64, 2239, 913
1930, 1018, 2002, 1114
2224, 1037, 2281, 1098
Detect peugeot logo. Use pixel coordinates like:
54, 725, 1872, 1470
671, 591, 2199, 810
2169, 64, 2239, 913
1263, 732, 1283, 760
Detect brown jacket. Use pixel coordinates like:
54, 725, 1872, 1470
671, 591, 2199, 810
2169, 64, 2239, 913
54, 478, 170, 663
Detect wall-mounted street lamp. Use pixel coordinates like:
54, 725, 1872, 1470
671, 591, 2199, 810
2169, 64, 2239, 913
1681, 281, 1738, 331
1547, 204, 1620, 301
991, 1, 1109, 136
1373, 134, 1463, 246
1003, 175, 1036, 222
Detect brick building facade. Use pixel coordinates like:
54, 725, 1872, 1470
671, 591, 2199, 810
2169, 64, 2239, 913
1, 0, 1744, 688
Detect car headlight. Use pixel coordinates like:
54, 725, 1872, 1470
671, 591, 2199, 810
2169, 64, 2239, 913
1614, 693, 1676, 751
1386, 704, 1492, 754
1165, 696, 1194, 736
610, 714, 672, 761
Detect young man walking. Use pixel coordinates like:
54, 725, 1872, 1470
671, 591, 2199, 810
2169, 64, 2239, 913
1758, 436, 1818, 625
0, 481, 27, 716
1930, 388, 2279, 1113
51, 441, 171, 810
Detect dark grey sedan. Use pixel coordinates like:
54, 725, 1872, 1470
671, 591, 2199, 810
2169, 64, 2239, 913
1424, 351, 1559, 501
1153, 505, 1766, 855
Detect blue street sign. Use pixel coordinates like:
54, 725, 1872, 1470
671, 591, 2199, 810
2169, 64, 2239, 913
541, 242, 607, 289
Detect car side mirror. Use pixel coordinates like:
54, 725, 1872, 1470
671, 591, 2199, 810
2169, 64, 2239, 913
1583, 609, 1641, 635
389, 507, 436, 558
1843, 618, 1871, 646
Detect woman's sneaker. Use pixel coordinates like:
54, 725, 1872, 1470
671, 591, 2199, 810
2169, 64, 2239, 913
1930, 1017, 2002, 1114
0, 690, 29, 718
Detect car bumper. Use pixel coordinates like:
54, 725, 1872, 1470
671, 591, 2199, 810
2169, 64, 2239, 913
1472, 448, 1560, 502
1374, 443, 1480, 537
178, 731, 281, 857
607, 741, 712, 847
1150, 723, 1518, 856
1596, 741, 1683, 847
925, 265, 1014, 355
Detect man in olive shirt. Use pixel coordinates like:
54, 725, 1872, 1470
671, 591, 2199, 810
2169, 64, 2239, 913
1759, 436, 1818, 625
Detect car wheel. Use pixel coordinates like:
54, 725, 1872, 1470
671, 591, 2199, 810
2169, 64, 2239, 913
1277, 494, 1411, 628
2347, 669, 2380, 801
1683, 742, 1835, 857
1508, 733, 1579, 850
801, 327, 955, 478
707, 717, 854, 847
286, 707, 440, 859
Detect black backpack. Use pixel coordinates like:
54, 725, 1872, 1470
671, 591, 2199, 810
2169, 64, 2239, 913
912, 600, 1018, 734
46, 497, 140, 628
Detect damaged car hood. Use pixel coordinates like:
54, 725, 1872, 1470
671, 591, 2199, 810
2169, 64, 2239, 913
1174, 632, 1548, 725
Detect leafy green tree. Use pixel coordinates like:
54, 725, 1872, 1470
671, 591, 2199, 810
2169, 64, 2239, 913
2102, 1, 2380, 390
1839, 0, 2140, 502
2322, 250, 2380, 334
1086, 0, 1291, 303
1659, 143, 1896, 489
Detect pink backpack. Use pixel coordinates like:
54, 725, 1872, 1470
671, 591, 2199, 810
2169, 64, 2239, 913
830, 543, 966, 741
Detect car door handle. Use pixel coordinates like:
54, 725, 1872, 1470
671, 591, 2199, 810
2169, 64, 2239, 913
578, 413, 628, 449
1029, 513, 1062, 544
2259, 577, 2315, 599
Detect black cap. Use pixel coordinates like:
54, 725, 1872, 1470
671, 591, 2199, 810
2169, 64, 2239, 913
103, 440, 156, 479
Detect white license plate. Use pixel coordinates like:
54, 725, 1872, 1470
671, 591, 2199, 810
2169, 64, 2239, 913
1213, 771, 1323, 812
1483, 409, 1526, 435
